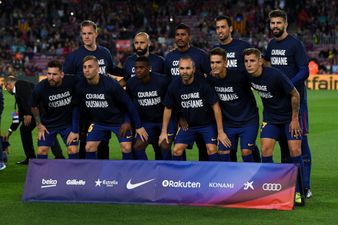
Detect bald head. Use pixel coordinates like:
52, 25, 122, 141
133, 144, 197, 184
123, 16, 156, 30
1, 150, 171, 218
134, 32, 151, 56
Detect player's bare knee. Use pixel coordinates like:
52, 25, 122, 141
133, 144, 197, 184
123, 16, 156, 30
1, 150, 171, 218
85, 143, 97, 152
218, 150, 230, 155
67, 146, 78, 154
38, 147, 49, 155
120, 142, 132, 153
173, 145, 185, 156
206, 144, 217, 155
241, 149, 252, 156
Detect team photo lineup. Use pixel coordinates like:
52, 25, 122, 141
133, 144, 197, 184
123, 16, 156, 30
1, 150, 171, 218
0, 7, 313, 206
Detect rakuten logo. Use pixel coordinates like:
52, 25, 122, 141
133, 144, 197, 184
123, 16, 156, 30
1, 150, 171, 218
41, 178, 57, 188
162, 179, 201, 189
66, 179, 86, 186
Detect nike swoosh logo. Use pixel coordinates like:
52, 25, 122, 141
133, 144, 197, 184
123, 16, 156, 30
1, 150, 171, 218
126, 179, 155, 190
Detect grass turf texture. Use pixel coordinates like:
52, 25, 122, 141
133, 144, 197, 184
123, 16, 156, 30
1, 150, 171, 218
0, 90, 337, 225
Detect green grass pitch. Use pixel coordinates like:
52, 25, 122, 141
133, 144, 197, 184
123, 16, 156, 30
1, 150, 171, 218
0, 90, 337, 225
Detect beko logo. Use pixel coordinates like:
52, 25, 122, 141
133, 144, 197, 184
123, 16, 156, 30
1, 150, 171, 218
162, 180, 201, 188
41, 178, 57, 188
66, 179, 86, 186
262, 183, 282, 191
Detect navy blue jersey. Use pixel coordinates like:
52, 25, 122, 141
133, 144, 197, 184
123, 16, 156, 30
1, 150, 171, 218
63, 45, 115, 76
126, 72, 170, 123
247, 67, 295, 124
264, 35, 309, 102
207, 69, 258, 127
164, 46, 211, 77
123, 53, 165, 81
31, 76, 78, 130
214, 39, 252, 71
75, 75, 142, 128
164, 76, 218, 127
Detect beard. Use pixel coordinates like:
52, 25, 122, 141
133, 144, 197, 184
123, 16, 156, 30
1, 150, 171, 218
272, 28, 284, 38
136, 48, 148, 56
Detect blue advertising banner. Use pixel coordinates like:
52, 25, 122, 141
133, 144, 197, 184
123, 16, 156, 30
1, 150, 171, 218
23, 159, 297, 210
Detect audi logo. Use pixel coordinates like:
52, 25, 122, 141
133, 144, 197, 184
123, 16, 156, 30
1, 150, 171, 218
262, 183, 282, 191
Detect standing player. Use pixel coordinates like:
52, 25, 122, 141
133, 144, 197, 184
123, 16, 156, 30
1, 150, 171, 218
126, 56, 173, 160
214, 15, 261, 162
264, 9, 312, 198
159, 56, 230, 161
214, 15, 252, 71
123, 32, 165, 160
31, 60, 79, 159
63, 20, 123, 160
164, 23, 210, 161
123, 32, 165, 81
208, 48, 259, 162
75, 55, 148, 159
4, 76, 64, 163
244, 48, 305, 204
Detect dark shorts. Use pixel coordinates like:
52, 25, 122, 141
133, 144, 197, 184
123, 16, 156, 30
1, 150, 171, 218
38, 127, 78, 147
260, 122, 302, 141
219, 124, 258, 151
87, 123, 132, 143
174, 124, 217, 146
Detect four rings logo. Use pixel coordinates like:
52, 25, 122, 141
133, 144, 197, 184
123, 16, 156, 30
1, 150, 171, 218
262, 183, 282, 191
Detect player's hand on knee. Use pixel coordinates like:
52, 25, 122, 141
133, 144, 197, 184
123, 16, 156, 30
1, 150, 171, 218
37, 123, 48, 140
67, 132, 79, 145
136, 127, 148, 142
218, 131, 231, 148
159, 131, 169, 145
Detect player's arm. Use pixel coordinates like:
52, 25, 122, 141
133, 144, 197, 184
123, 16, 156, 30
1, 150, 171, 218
289, 87, 302, 137
211, 102, 231, 147
67, 106, 80, 144
31, 106, 49, 140
159, 107, 172, 145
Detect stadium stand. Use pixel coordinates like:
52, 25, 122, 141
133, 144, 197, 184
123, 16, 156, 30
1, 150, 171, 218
0, 0, 336, 80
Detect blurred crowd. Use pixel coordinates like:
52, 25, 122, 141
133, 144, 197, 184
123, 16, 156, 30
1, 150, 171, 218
0, 0, 337, 78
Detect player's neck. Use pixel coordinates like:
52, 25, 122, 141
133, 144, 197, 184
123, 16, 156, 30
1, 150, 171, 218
221, 37, 233, 45
218, 70, 227, 79
87, 74, 100, 85
252, 67, 263, 77
141, 74, 151, 84
84, 44, 97, 51
275, 32, 288, 41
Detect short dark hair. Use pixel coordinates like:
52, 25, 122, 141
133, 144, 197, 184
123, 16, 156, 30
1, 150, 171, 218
83, 55, 98, 64
269, 9, 287, 21
209, 47, 227, 61
80, 20, 97, 31
175, 23, 191, 35
135, 56, 150, 66
215, 15, 232, 27
47, 60, 63, 71
243, 48, 262, 58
